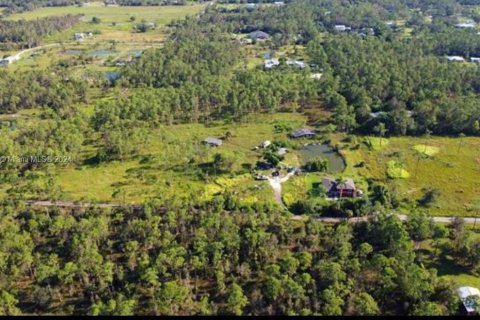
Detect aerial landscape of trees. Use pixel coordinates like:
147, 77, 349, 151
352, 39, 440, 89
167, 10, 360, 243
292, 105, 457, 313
0, 0, 479, 316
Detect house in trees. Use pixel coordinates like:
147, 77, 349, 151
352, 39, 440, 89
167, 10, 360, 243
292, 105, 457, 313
471, 57, 480, 63
289, 128, 316, 138
286, 60, 305, 69
454, 23, 475, 29
249, 30, 270, 41
264, 58, 280, 69
203, 137, 223, 147
447, 56, 465, 62
334, 25, 351, 32
457, 286, 480, 315
322, 178, 362, 198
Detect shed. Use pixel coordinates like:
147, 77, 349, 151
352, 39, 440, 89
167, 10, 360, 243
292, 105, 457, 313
203, 137, 223, 147
290, 128, 316, 138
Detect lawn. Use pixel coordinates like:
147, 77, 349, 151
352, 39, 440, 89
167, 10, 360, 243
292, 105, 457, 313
50, 112, 306, 205
4, 4, 205, 45
351, 136, 480, 217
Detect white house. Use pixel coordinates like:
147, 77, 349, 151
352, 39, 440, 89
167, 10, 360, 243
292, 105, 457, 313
455, 23, 476, 29
471, 57, 480, 63
447, 56, 465, 62
264, 58, 280, 69
334, 25, 351, 32
457, 287, 480, 315
286, 60, 305, 69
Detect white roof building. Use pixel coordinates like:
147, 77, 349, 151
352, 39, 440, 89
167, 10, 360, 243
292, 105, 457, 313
457, 287, 480, 314
286, 60, 305, 69
455, 23, 476, 29
334, 25, 351, 32
261, 140, 271, 148
471, 57, 480, 63
447, 56, 465, 62
264, 58, 280, 69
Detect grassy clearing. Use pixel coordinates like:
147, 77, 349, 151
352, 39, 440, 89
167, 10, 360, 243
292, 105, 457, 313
350, 136, 480, 217
48, 113, 306, 204
387, 160, 410, 179
413, 144, 440, 157
364, 136, 389, 151
5, 4, 204, 23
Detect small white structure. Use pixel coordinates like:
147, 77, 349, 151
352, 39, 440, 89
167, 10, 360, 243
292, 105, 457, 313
334, 25, 351, 32
286, 60, 305, 69
455, 23, 476, 29
264, 58, 280, 69
277, 148, 288, 156
457, 287, 480, 314
74, 32, 93, 41
260, 140, 271, 148
447, 56, 465, 62
471, 57, 480, 63
310, 73, 323, 80
274, 1, 285, 6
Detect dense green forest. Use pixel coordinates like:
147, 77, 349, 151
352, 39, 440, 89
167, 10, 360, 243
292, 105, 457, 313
0, 15, 81, 49
0, 200, 478, 315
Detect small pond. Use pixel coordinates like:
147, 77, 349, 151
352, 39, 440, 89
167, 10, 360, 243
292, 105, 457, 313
128, 49, 144, 57
105, 72, 121, 82
299, 143, 346, 172
64, 49, 83, 55
90, 49, 118, 58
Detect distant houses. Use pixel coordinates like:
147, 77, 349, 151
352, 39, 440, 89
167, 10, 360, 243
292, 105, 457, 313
471, 57, 480, 63
274, 1, 285, 6
249, 30, 270, 41
457, 286, 480, 315
203, 137, 223, 147
322, 178, 362, 198
264, 58, 305, 70
289, 128, 316, 139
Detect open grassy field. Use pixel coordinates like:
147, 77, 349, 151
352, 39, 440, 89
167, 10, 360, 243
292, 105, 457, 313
3, 4, 205, 46
38, 112, 307, 205
344, 135, 480, 217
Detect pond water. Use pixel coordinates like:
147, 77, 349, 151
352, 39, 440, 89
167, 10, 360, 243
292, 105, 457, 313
105, 72, 121, 82
90, 49, 117, 57
128, 49, 144, 57
64, 49, 83, 55
299, 143, 346, 172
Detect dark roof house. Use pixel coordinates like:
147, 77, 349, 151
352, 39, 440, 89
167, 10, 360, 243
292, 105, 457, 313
249, 30, 270, 41
203, 137, 223, 147
290, 128, 316, 138
322, 178, 360, 198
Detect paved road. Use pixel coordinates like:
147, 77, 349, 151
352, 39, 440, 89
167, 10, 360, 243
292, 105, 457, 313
24, 200, 478, 225
25, 200, 142, 210
291, 213, 479, 225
